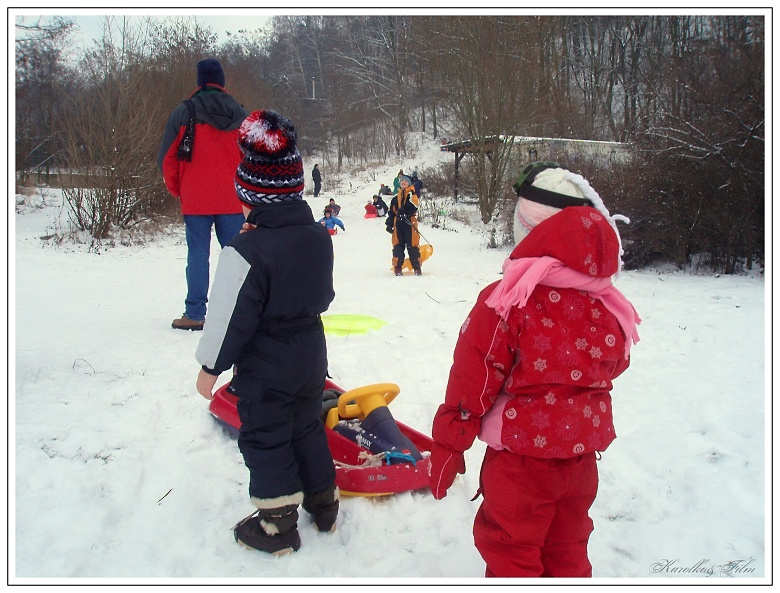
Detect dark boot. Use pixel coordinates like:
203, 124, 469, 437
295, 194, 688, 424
392, 256, 404, 276
303, 486, 340, 533
411, 261, 422, 276
233, 504, 301, 555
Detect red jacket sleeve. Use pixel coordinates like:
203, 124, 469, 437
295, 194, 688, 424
431, 283, 515, 454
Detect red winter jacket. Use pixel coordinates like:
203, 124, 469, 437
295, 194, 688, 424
157, 87, 247, 215
432, 207, 631, 459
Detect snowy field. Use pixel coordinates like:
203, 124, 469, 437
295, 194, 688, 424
11, 140, 769, 586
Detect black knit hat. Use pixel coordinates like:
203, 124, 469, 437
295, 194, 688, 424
234, 110, 305, 206
197, 58, 225, 88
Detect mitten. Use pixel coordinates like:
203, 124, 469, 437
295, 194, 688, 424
428, 442, 465, 500
386, 225, 393, 234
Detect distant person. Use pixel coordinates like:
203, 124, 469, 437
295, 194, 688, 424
428, 163, 640, 577
386, 175, 422, 275
392, 169, 404, 194
327, 198, 341, 216
312, 164, 322, 197
158, 58, 247, 331
410, 170, 423, 196
379, 183, 393, 196
318, 208, 345, 232
195, 110, 339, 555
372, 194, 388, 217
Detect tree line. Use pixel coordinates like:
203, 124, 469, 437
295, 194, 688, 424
15, 14, 764, 272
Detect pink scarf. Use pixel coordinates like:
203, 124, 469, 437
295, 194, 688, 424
485, 256, 641, 358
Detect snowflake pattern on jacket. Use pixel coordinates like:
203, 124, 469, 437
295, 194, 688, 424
432, 207, 632, 459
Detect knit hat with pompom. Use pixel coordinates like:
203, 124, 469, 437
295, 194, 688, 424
234, 110, 304, 205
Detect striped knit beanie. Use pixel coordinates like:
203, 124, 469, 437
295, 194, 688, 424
234, 110, 304, 206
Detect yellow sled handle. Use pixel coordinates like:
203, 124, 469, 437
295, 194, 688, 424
337, 383, 400, 421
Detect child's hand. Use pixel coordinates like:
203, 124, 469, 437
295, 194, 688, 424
239, 222, 257, 234
196, 368, 218, 400
428, 443, 466, 499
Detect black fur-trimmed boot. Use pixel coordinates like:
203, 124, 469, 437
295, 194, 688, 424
393, 256, 403, 276
234, 493, 303, 555
303, 486, 340, 533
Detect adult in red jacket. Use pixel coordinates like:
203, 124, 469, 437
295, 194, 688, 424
429, 163, 641, 578
157, 58, 248, 330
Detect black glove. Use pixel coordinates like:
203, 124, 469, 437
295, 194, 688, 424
386, 225, 393, 234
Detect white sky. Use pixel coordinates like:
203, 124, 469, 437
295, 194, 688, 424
12, 8, 281, 57
87, 14, 272, 42
14, 11, 274, 49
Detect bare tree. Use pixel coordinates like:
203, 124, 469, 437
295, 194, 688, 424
60, 17, 169, 239
426, 17, 536, 223
216, 29, 275, 112
621, 16, 764, 272
325, 16, 417, 160
15, 16, 74, 184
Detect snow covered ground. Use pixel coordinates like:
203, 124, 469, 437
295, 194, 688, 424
10, 139, 769, 586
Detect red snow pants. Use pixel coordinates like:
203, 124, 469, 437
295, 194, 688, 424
473, 448, 598, 577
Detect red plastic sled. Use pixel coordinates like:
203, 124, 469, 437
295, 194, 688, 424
209, 379, 433, 497
328, 228, 338, 235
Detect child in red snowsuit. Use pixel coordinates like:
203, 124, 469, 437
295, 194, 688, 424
429, 163, 640, 577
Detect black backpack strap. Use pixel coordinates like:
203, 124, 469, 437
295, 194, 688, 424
176, 99, 196, 161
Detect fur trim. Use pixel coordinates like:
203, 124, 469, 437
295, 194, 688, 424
260, 518, 280, 535
251, 491, 304, 510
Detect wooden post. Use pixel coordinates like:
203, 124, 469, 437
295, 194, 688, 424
454, 151, 464, 202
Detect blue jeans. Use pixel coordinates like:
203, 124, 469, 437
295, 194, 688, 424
183, 213, 245, 321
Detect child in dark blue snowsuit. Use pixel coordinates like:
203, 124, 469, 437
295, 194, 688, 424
373, 194, 389, 216
195, 110, 339, 555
